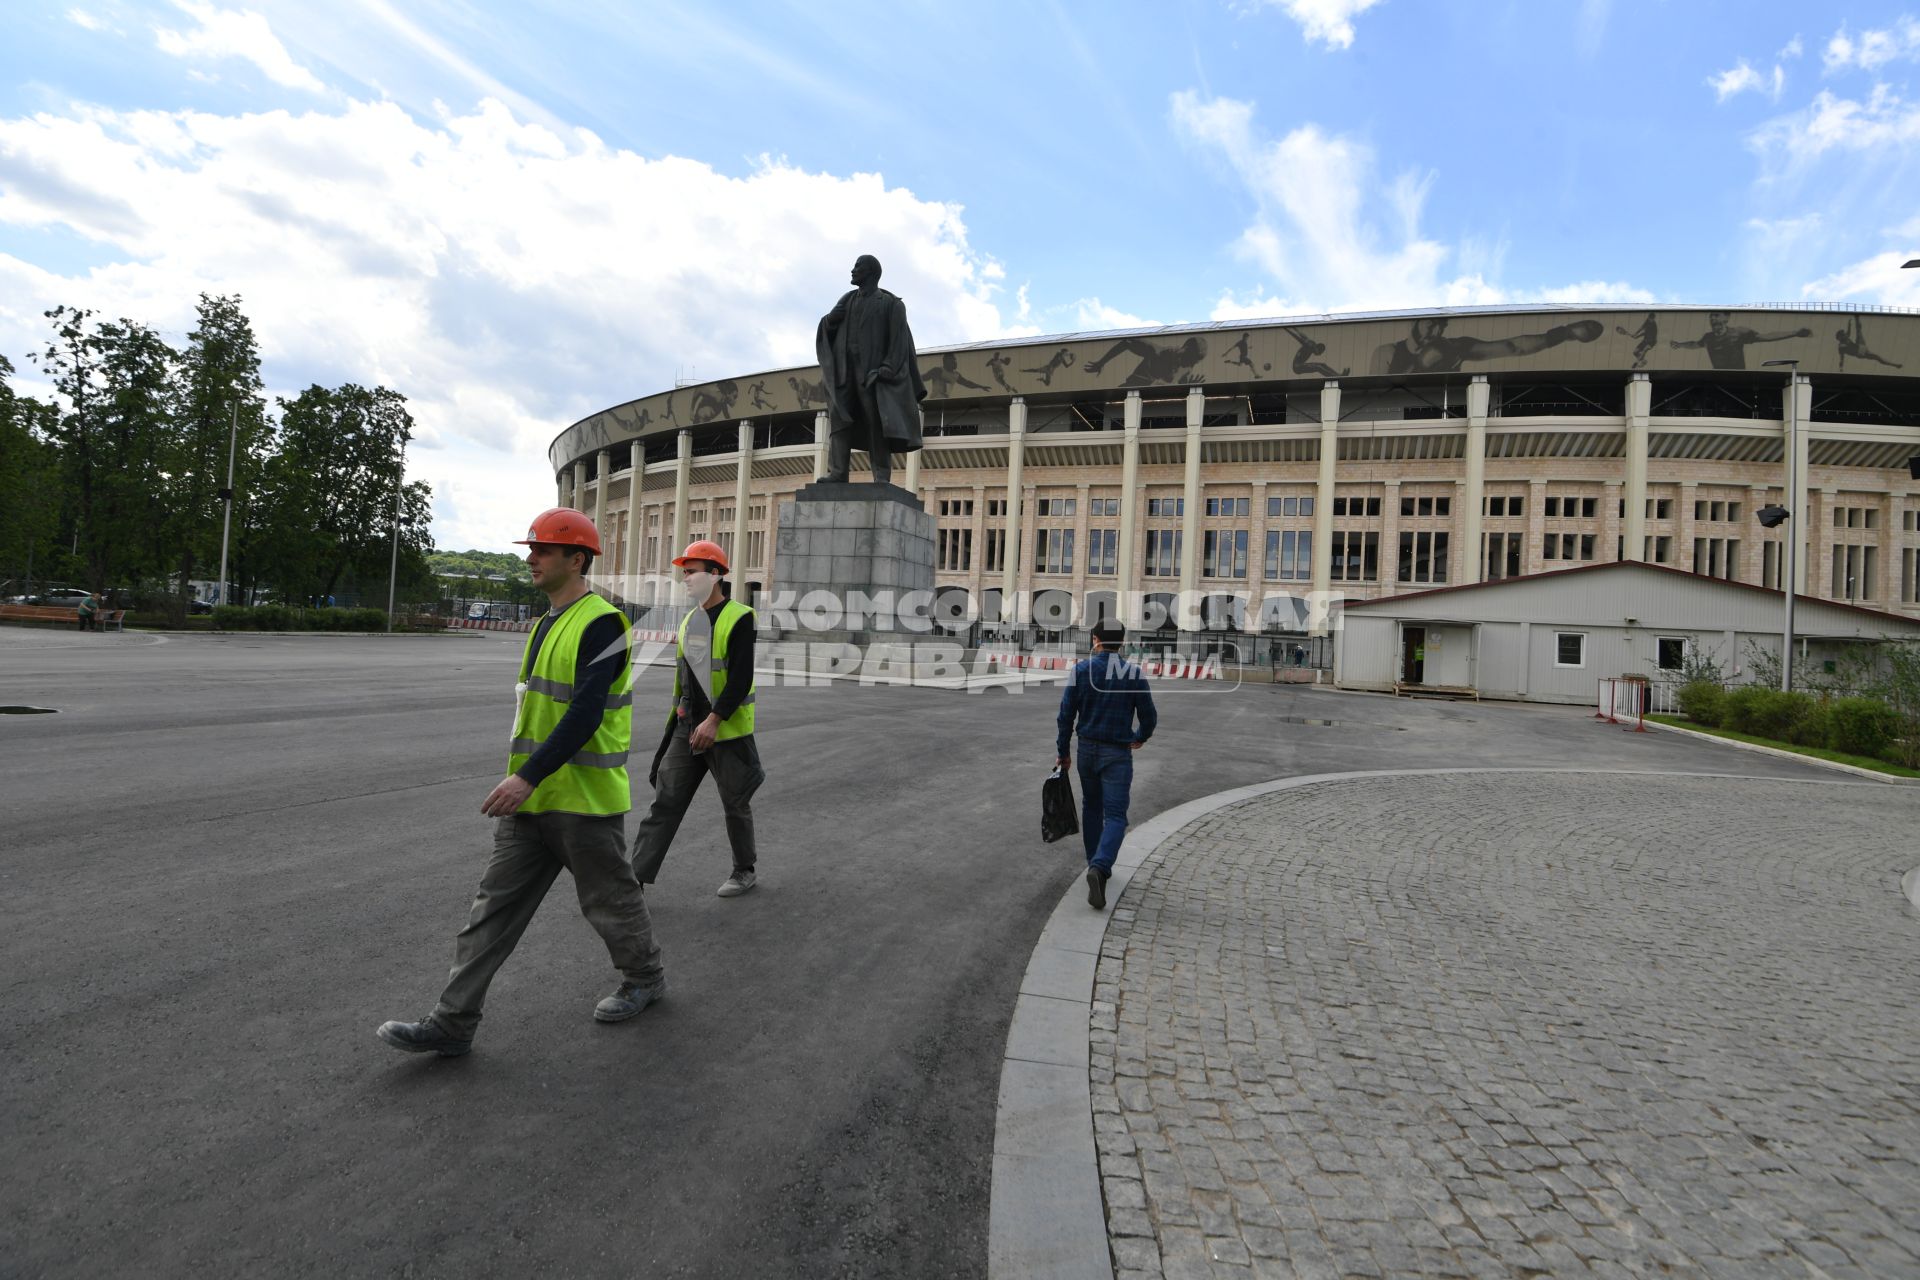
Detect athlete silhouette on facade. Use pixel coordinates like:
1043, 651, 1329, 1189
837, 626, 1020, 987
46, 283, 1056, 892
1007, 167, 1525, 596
1284, 326, 1348, 377
1836, 315, 1902, 370
1615, 313, 1658, 370
1669, 311, 1810, 370
1021, 347, 1077, 386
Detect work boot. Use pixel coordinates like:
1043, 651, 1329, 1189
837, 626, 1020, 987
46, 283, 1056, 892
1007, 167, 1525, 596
594, 977, 667, 1023
1086, 866, 1108, 910
717, 870, 757, 898
376, 1015, 472, 1057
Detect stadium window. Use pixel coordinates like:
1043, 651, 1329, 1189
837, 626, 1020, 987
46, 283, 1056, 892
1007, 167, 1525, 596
1554, 632, 1587, 668
984, 528, 1005, 572
1086, 528, 1118, 576
988, 499, 1007, 518
1397, 531, 1449, 584
1203, 529, 1248, 578
1032, 528, 1075, 574
1580, 534, 1596, 561
1264, 529, 1312, 581
1329, 530, 1375, 581
1656, 638, 1687, 672
1144, 530, 1181, 577
1728, 502, 1741, 521
1484, 533, 1522, 581
1545, 497, 1560, 517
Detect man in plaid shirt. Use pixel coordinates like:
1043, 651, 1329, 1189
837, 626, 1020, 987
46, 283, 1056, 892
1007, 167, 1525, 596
1055, 619, 1157, 910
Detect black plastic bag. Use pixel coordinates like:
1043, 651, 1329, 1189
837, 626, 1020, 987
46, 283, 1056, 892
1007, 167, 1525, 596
1041, 767, 1079, 843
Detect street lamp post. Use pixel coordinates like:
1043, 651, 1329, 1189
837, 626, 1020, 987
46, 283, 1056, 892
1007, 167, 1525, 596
386, 429, 411, 633
1761, 358, 1800, 692
214, 402, 238, 607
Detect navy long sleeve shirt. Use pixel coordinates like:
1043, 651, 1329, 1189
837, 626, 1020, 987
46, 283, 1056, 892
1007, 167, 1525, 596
1057, 651, 1158, 759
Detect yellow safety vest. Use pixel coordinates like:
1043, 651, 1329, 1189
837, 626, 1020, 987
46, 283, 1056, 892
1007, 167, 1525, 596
508, 593, 633, 815
672, 598, 757, 740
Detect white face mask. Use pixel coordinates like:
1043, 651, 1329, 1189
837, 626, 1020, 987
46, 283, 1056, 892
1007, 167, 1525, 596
683, 570, 716, 603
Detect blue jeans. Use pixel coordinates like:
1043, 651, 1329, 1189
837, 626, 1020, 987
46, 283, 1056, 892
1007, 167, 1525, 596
1076, 739, 1133, 875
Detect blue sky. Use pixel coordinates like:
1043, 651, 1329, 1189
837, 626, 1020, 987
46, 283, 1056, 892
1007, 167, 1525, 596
3, 0, 1919, 551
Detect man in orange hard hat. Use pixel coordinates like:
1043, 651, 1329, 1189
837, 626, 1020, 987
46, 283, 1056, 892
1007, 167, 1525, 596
631, 538, 766, 897
377, 507, 667, 1057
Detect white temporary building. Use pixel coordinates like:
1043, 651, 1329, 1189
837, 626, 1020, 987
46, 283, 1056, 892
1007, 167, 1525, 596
1334, 561, 1920, 704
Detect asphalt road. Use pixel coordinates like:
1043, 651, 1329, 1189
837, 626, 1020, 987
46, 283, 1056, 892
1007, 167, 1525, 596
0, 627, 1842, 1279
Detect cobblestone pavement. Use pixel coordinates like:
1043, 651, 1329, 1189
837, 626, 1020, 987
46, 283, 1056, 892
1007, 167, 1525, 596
1090, 772, 1920, 1280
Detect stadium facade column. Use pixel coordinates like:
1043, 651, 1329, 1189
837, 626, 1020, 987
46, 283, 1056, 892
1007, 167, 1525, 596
1117, 391, 1143, 628
556, 470, 567, 507
903, 438, 921, 496
1878, 490, 1897, 603
1177, 386, 1205, 630
573, 460, 589, 518
1624, 373, 1650, 561
1309, 381, 1339, 635
813, 411, 829, 480
734, 420, 753, 579
1001, 398, 1026, 627
1072, 481, 1091, 605
1746, 485, 1770, 584
970, 483, 988, 611
1463, 377, 1490, 583
1380, 480, 1402, 590
625, 447, 645, 597
1788, 375, 1812, 594
595, 449, 611, 560
671, 429, 691, 568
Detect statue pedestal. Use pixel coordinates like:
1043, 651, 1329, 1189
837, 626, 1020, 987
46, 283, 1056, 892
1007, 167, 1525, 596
772, 482, 936, 648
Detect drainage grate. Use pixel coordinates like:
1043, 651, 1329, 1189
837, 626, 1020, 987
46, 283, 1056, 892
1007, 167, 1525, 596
0, 706, 58, 714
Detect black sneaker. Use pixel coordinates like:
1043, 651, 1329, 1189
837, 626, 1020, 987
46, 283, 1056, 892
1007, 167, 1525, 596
376, 1015, 472, 1057
1086, 866, 1107, 910
594, 977, 667, 1023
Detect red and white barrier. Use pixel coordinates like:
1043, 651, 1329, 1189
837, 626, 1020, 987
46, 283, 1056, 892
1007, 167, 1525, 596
1595, 678, 1647, 732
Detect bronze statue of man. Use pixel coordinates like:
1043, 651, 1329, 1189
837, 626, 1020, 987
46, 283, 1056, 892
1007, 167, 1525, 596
815, 255, 927, 484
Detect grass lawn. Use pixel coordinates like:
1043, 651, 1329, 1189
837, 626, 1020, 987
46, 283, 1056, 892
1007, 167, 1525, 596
1645, 713, 1920, 778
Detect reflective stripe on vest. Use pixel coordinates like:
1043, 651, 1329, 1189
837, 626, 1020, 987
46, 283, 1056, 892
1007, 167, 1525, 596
508, 593, 633, 815
672, 598, 757, 741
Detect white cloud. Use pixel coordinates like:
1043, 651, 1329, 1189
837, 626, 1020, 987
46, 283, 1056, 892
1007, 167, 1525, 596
1071, 298, 1154, 330
153, 1, 328, 95
1779, 35, 1804, 60
1244, 0, 1385, 51
1800, 237, 1920, 306
1709, 59, 1786, 102
1169, 91, 1649, 314
1823, 18, 1920, 72
1709, 61, 1766, 101
1749, 84, 1920, 167
67, 8, 103, 31
0, 97, 1026, 552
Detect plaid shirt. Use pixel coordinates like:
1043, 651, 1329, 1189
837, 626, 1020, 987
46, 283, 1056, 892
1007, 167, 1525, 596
1057, 652, 1158, 758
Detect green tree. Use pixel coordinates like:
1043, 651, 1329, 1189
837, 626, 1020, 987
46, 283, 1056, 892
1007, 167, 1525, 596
31, 307, 180, 594
0, 355, 63, 594
256, 383, 432, 604
164, 294, 269, 621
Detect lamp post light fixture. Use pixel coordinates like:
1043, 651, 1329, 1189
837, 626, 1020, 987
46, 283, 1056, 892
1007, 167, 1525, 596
1761, 357, 1799, 692
214, 402, 238, 608
386, 427, 411, 633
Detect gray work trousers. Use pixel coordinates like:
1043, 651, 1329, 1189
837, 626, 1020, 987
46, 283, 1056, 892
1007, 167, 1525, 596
433, 811, 663, 1038
631, 724, 764, 884
825, 383, 892, 483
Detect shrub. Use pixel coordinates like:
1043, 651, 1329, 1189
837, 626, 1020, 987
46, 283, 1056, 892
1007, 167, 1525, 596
1790, 702, 1832, 748
1723, 687, 1813, 740
1676, 680, 1725, 727
1827, 697, 1899, 758
253, 604, 293, 631
353, 607, 388, 631
212, 604, 249, 631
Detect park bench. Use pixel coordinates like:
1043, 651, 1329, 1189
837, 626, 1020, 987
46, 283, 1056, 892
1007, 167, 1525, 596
0, 603, 79, 627
0, 604, 125, 631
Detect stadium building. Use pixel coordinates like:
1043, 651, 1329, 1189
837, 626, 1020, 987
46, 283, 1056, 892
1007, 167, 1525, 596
548, 305, 1920, 652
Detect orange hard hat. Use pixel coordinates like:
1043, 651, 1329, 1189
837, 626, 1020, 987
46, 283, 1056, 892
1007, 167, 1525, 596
672, 538, 729, 573
513, 507, 602, 555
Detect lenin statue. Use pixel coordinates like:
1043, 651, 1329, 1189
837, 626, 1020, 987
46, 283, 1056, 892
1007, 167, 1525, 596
815, 255, 927, 485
